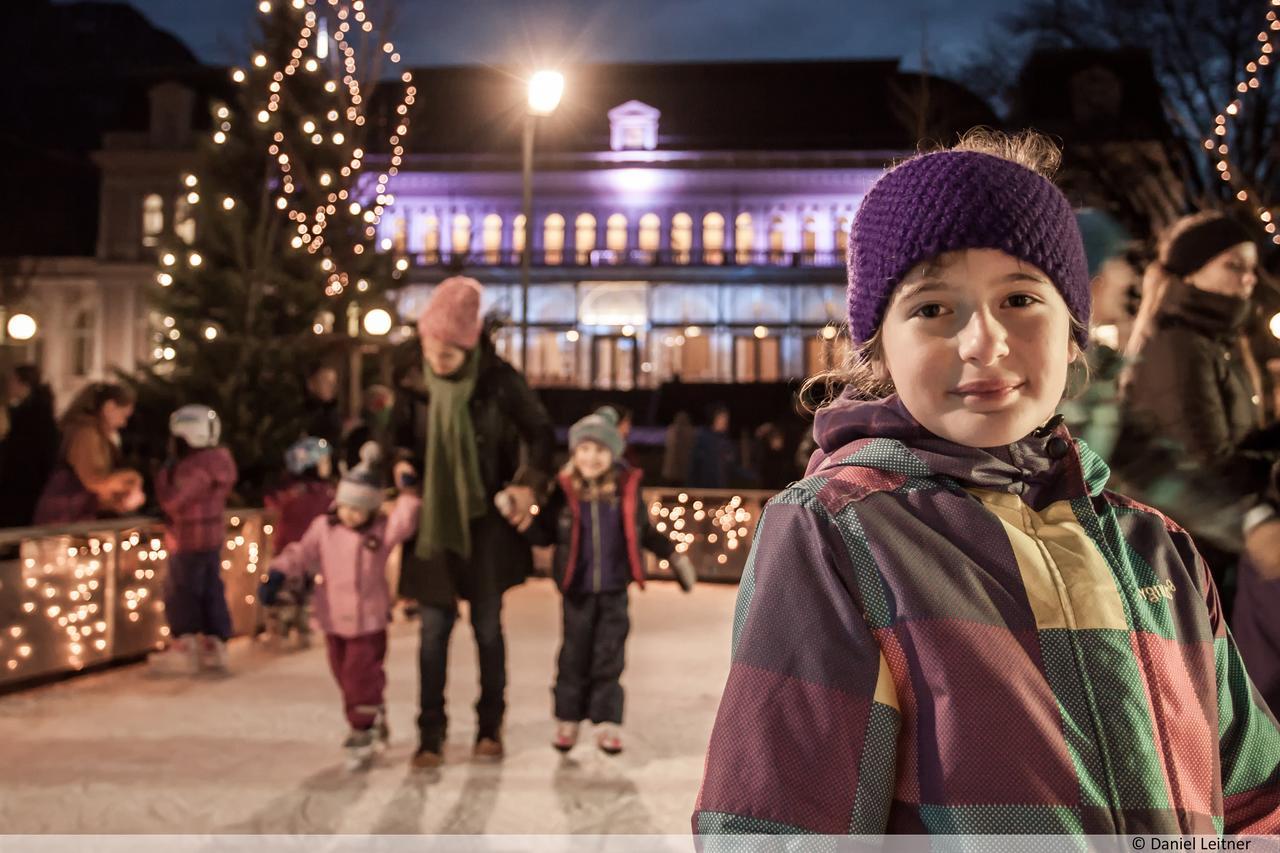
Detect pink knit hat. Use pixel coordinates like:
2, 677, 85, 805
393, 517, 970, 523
417, 276, 484, 350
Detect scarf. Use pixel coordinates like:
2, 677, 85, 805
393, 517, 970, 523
416, 349, 487, 560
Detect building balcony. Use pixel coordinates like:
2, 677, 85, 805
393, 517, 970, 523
405, 248, 845, 270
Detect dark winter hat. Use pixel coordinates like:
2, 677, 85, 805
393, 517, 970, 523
847, 150, 1091, 347
1076, 208, 1132, 279
1160, 213, 1254, 277
335, 441, 384, 513
569, 407, 625, 459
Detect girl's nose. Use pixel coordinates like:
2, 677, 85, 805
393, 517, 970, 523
956, 310, 1010, 365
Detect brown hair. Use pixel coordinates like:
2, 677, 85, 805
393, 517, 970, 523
802, 129, 1083, 413
60, 382, 137, 430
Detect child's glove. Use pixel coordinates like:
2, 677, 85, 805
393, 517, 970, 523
671, 554, 697, 593
259, 569, 287, 606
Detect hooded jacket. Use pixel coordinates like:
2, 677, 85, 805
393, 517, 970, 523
694, 395, 1280, 836
270, 492, 420, 638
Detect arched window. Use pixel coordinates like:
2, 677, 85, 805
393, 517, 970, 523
543, 214, 565, 264
671, 213, 692, 264
575, 213, 597, 264
606, 213, 628, 256
141, 194, 164, 247
735, 213, 753, 263
392, 216, 407, 254
482, 214, 502, 263
451, 213, 472, 256
702, 212, 725, 265
512, 214, 526, 256
834, 215, 850, 260
422, 214, 440, 261
173, 195, 196, 245
802, 215, 817, 260
768, 214, 786, 263
638, 213, 660, 257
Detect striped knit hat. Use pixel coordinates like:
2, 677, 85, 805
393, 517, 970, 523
847, 150, 1091, 348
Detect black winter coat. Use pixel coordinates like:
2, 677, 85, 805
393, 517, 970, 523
0, 387, 58, 528
394, 342, 555, 607
1115, 280, 1277, 555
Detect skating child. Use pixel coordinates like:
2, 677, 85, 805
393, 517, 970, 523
262, 436, 337, 646
150, 405, 238, 675
694, 130, 1280, 835
526, 407, 697, 755
260, 443, 420, 769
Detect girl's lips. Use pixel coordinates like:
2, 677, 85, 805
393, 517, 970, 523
950, 381, 1025, 406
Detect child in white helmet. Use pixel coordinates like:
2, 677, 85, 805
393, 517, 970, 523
149, 405, 238, 675
261, 436, 336, 648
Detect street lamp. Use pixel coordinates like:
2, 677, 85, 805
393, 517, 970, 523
6, 312, 37, 342
521, 69, 564, 371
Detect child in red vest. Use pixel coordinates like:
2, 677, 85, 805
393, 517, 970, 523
526, 407, 696, 755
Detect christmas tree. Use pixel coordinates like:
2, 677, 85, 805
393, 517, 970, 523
130, 0, 415, 498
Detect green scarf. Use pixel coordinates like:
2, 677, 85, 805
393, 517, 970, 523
416, 349, 488, 560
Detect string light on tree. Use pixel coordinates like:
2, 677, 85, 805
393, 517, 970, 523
1203, 0, 1280, 243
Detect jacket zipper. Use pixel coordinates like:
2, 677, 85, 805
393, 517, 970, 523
591, 500, 602, 593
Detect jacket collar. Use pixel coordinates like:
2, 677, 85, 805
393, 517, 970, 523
810, 394, 1108, 505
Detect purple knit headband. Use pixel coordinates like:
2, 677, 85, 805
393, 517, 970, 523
846, 150, 1091, 347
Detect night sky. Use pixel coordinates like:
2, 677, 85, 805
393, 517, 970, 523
106, 0, 1030, 71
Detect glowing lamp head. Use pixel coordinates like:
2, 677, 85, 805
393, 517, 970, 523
527, 70, 564, 116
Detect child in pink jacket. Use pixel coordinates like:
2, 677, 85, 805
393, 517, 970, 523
260, 443, 420, 770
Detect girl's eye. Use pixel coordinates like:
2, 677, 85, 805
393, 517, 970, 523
913, 303, 944, 319
1006, 294, 1040, 308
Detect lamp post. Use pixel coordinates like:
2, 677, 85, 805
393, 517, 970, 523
520, 70, 564, 372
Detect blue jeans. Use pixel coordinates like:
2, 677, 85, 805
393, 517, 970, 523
417, 594, 506, 745
164, 549, 232, 640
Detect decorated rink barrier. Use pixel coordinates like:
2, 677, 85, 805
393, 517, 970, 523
0, 511, 273, 688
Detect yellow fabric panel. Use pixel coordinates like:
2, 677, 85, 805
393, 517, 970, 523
872, 650, 899, 711
968, 488, 1128, 632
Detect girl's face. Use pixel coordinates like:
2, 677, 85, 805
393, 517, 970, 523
337, 504, 371, 528
100, 401, 134, 432
877, 248, 1077, 449
1185, 242, 1258, 300
315, 455, 333, 480
573, 440, 614, 481
421, 335, 469, 378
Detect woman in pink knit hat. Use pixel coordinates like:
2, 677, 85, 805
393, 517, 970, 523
395, 275, 556, 769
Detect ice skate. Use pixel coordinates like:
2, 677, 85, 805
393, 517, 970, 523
343, 728, 376, 771
148, 636, 199, 676
552, 720, 579, 753
198, 636, 229, 673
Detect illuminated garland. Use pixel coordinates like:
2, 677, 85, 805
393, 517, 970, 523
1202, 0, 1280, 244
153, 0, 414, 313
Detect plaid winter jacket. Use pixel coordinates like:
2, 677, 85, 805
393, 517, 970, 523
694, 395, 1280, 836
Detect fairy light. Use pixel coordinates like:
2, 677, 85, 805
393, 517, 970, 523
1, 517, 270, 686
1204, 2, 1280, 243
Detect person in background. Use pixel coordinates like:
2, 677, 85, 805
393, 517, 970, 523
660, 411, 695, 486
1114, 213, 1280, 596
396, 276, 555, 769
344, 385, 396, 477
261, 444, 421, 770
525, 407, 695, 756
33, 382, 144, 524
689, 403, 740, 489
752, 422, 795, 491
303, 363, 344, 454
0, 365, 58, 528
262, 436, 337, 647
149, 405, 238, 675
1057, 208, 1139, 462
